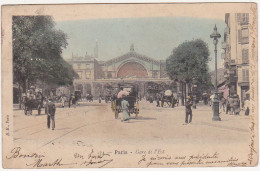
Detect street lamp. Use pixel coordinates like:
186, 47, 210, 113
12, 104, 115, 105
210, 24, 221, 121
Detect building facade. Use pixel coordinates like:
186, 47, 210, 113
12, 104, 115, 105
222, 13, 250, 104
67, 44, 177, 98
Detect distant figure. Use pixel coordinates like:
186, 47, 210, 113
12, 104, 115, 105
176, 98, 179, 107
192, 95, 196, 109
121, 95, 130, 122
61, 96, 65, 108
161, 96, 164, 107
233, 94, 241, 115
156, 93, 160, 107
99, 95, 102, 103
171, 95, 176, 108
203, 95, 208, 105
184, 96, 193, 124
227, 95, 233, 114
244, 98, 250, 116
69, 94, 72, 108
46, 99, 56, 130
72, 95, 76, 108
220, 97, 226, 112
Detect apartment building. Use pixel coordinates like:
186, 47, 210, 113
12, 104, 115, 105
222, 13, 249, 105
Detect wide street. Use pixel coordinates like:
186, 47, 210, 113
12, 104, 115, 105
13, 100, 250, 150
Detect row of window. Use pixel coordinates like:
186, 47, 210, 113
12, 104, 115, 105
237, 13, 249, 25
77, 71, 91, 79
242, 69, 249, 82
238, 28, 249, 44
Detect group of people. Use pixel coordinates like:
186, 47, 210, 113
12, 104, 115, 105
221, 94, 249, 116
209, 93, 250, 116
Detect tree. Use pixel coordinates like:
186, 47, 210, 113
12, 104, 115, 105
166, 39, 212, 105
13, 16, 76, 93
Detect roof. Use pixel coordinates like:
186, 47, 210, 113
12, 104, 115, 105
103, 51, 160, 66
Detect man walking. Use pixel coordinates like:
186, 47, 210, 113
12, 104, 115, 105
156, 93, 160, 107
184, 96, 193, 124
46, 99, 56, 130
121, 95, 130, 122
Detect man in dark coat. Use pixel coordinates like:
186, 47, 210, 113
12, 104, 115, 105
156, 93, 161, 107
46, 99, 56, 130
185, 96, 193, 124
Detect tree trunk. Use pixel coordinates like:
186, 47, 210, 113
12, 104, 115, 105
184, 82, 187, 104
181, 82, 184, 106
18, 84, 22, 109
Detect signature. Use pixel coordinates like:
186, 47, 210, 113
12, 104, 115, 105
79, 149, 113, 168
26, 158, 76, 168
6, 147, 45, 159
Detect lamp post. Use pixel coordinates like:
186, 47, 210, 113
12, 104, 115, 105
210, 24, 221, 121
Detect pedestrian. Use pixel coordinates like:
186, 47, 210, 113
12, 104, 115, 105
233, 94, 241, 115
69, 94, 72, 108
45, 99, 56, 130
99, 95, 102, 103
184, 96, 193, 124
121, 95, 130, 122
220, 96, 226, 112
161, 95, 164, 107
176, 97, 179, 107
192, 95, 196, 109
244, 97, 250, 116
171, 95, 175, 108
72, 95, 76, 108
227, 95, 233, 114
61, 95, 65, 108
156, 93, 160, 107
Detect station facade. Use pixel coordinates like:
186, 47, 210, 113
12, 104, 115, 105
66, 44, 179, 98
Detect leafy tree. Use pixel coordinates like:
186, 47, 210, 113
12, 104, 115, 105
166, 39, 212, 104
13, 16, 76, 93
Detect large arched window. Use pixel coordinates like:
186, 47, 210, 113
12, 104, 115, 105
117, 62, 148, 78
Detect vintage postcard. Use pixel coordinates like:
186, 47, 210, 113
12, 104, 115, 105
1, 3, 258, 168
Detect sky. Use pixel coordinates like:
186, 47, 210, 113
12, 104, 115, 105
55, 17, 226, 71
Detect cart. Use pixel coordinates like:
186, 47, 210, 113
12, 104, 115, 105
112, 82, 139, 119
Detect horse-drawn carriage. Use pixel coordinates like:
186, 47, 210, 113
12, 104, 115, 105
161, 90, 177, 108
146, 85, 160, 103
112, 82, 139, 119
22, 92, 44, 115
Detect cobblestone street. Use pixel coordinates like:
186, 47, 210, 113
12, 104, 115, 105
13, 100, 250, 149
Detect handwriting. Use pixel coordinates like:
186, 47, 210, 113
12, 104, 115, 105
6, 147, 45, 159
26, 158, 76, 168
137, 152, 246, 167
75, 149, 113, 168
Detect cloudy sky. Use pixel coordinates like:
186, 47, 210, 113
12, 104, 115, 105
56, 16, 226, 71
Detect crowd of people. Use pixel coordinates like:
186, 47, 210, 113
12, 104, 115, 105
202, 93, 250, 116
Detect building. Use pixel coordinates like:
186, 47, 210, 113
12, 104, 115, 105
66, 44, 178, 98
222, 13, 250, 104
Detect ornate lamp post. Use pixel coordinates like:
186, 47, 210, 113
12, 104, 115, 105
210, 24, 221, 121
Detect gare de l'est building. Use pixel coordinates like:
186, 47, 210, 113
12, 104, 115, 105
66, 45, 179, 98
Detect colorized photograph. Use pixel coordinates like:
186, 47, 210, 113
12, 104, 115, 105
2, 3, 258, 168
